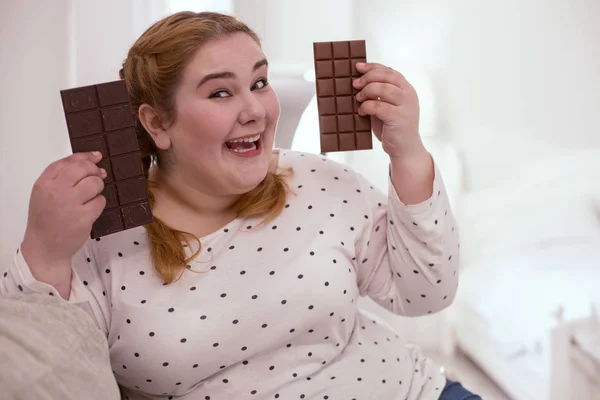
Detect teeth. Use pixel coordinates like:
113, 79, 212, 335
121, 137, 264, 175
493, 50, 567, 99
227, 134, 261, 144
230, 142, 257, 153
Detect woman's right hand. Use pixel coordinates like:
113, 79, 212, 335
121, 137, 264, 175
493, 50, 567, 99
21, 151, 107, 273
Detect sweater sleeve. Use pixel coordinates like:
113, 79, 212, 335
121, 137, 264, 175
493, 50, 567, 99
353, 160, 460, 317
0, 243, 111, 335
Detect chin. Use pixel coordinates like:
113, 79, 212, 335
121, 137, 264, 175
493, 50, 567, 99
227, 155, 272, 194
228, 169, 269, 195
220, 130, 276, 193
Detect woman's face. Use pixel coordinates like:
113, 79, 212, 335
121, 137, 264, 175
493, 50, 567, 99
156, 32, 280, 196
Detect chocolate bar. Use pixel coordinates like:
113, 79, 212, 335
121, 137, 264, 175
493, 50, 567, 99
60, 80, 153, 238
313, 40, 372, 152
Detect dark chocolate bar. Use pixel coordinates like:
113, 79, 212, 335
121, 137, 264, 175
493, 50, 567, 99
60, 80, 153, 238
313, 40, 372, 152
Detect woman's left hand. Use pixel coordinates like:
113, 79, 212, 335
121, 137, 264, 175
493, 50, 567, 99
353, 62, 424, 159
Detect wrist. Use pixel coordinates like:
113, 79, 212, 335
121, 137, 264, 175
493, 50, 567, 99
21, 238, 72, 285
389, 144, 431, 170
388, 146, 434, 205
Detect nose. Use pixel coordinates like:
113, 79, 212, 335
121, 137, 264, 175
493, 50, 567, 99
238, 92, 266, 125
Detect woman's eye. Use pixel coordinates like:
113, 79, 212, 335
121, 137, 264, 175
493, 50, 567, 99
210, 90, 231, 98
252, 78, 269, 90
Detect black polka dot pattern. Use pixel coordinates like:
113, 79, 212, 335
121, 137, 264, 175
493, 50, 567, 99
3, 151, 457, 400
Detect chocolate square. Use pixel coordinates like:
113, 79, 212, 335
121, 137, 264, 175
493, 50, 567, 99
101, 105, 135, 132
106, 128, 139, 157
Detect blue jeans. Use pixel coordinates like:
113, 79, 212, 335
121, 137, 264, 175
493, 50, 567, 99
439, 379, 482, 400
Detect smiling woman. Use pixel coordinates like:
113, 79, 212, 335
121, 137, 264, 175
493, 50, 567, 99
119, 13, 288, 283
1, 9, 465, 400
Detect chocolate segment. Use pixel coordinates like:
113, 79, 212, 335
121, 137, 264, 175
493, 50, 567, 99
313, 40, 372, 152
60, 80, 152, 238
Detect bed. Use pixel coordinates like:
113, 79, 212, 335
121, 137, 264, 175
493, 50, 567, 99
455, 241, 600, 399
551, 308, 600, 400
452, 148, 600, 400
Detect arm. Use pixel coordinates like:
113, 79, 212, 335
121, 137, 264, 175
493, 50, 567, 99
389, 147, 435, 206
1, 243, 111, 335
19, 240, 73, 299
354, 158, 460, 317
350, 61, 459, 315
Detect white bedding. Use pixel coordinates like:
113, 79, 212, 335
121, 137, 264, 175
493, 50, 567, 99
455, 237, 600, 399
453, 147, 600, 399
459, 241, 600, 349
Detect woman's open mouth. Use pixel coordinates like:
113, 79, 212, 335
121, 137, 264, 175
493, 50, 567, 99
224, 133, 263, 157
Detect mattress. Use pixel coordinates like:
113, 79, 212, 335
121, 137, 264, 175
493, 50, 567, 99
454, 241, 600, 400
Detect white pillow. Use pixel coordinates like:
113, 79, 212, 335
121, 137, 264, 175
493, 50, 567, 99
0, 294, 120, 400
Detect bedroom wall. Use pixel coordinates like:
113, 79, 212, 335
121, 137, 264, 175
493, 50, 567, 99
440, 0, 600, 192
0, 0, 72, 273
0, 0, 169, 273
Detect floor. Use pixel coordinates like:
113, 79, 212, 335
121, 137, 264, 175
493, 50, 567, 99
427, 349, 512, 400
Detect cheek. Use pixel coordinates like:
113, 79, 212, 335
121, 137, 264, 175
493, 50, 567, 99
264, 91, 281, 125
175, 105, 232, 148
268, 92, 281, 118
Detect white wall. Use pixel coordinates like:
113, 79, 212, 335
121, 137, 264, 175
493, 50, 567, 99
234, 0, 355, 75
0, 0, 72, 271
0, 0, 170, 271
441, 0, 600, 191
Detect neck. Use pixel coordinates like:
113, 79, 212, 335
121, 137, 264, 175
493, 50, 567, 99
150, 166, 239, 219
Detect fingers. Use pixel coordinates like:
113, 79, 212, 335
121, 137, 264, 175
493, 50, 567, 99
44, 152, 103, 181
357, 99, 396, 123
355, 82, 403, 106
59, 159, 105, 188
75, 175, 105, 204
81, 192, 107, 219
355, 61, 392, 72
354, 63, 407, 89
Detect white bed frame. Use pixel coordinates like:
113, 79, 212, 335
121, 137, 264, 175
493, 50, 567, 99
455, 302, 600, 400
550, 310, 600, 400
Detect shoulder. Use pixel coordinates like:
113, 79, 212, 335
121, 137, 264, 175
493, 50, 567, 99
278, 150, 385, 205
278, 150, 357, 180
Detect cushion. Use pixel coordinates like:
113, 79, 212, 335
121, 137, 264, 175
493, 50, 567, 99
0, 293, 120, 400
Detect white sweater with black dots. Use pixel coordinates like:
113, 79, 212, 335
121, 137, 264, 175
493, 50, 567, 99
2, 150, 460, 400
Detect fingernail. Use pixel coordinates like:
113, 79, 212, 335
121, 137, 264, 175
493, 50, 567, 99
353, 78, 362, 87
356, 62, 365, 67
92, 151, 102, 157
99, 168, 107, 177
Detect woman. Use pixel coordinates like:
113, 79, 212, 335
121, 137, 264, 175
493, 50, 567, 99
1, 11, 477, 400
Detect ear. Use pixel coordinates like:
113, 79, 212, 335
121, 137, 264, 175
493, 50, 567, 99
138, 104, 171, 150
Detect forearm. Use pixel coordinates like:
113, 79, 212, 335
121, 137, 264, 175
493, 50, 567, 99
389, 145, 435, 205
21, 242, 73, 300
366, 160, 458, 315
29, 263, 72, 300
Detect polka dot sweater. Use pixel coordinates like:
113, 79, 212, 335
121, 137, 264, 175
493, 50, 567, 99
2, 150, 460, 400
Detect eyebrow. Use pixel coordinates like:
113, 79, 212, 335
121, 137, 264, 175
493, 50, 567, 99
197, 58, 269, 88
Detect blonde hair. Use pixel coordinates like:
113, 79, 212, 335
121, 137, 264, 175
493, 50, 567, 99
119, 11, 291, 284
